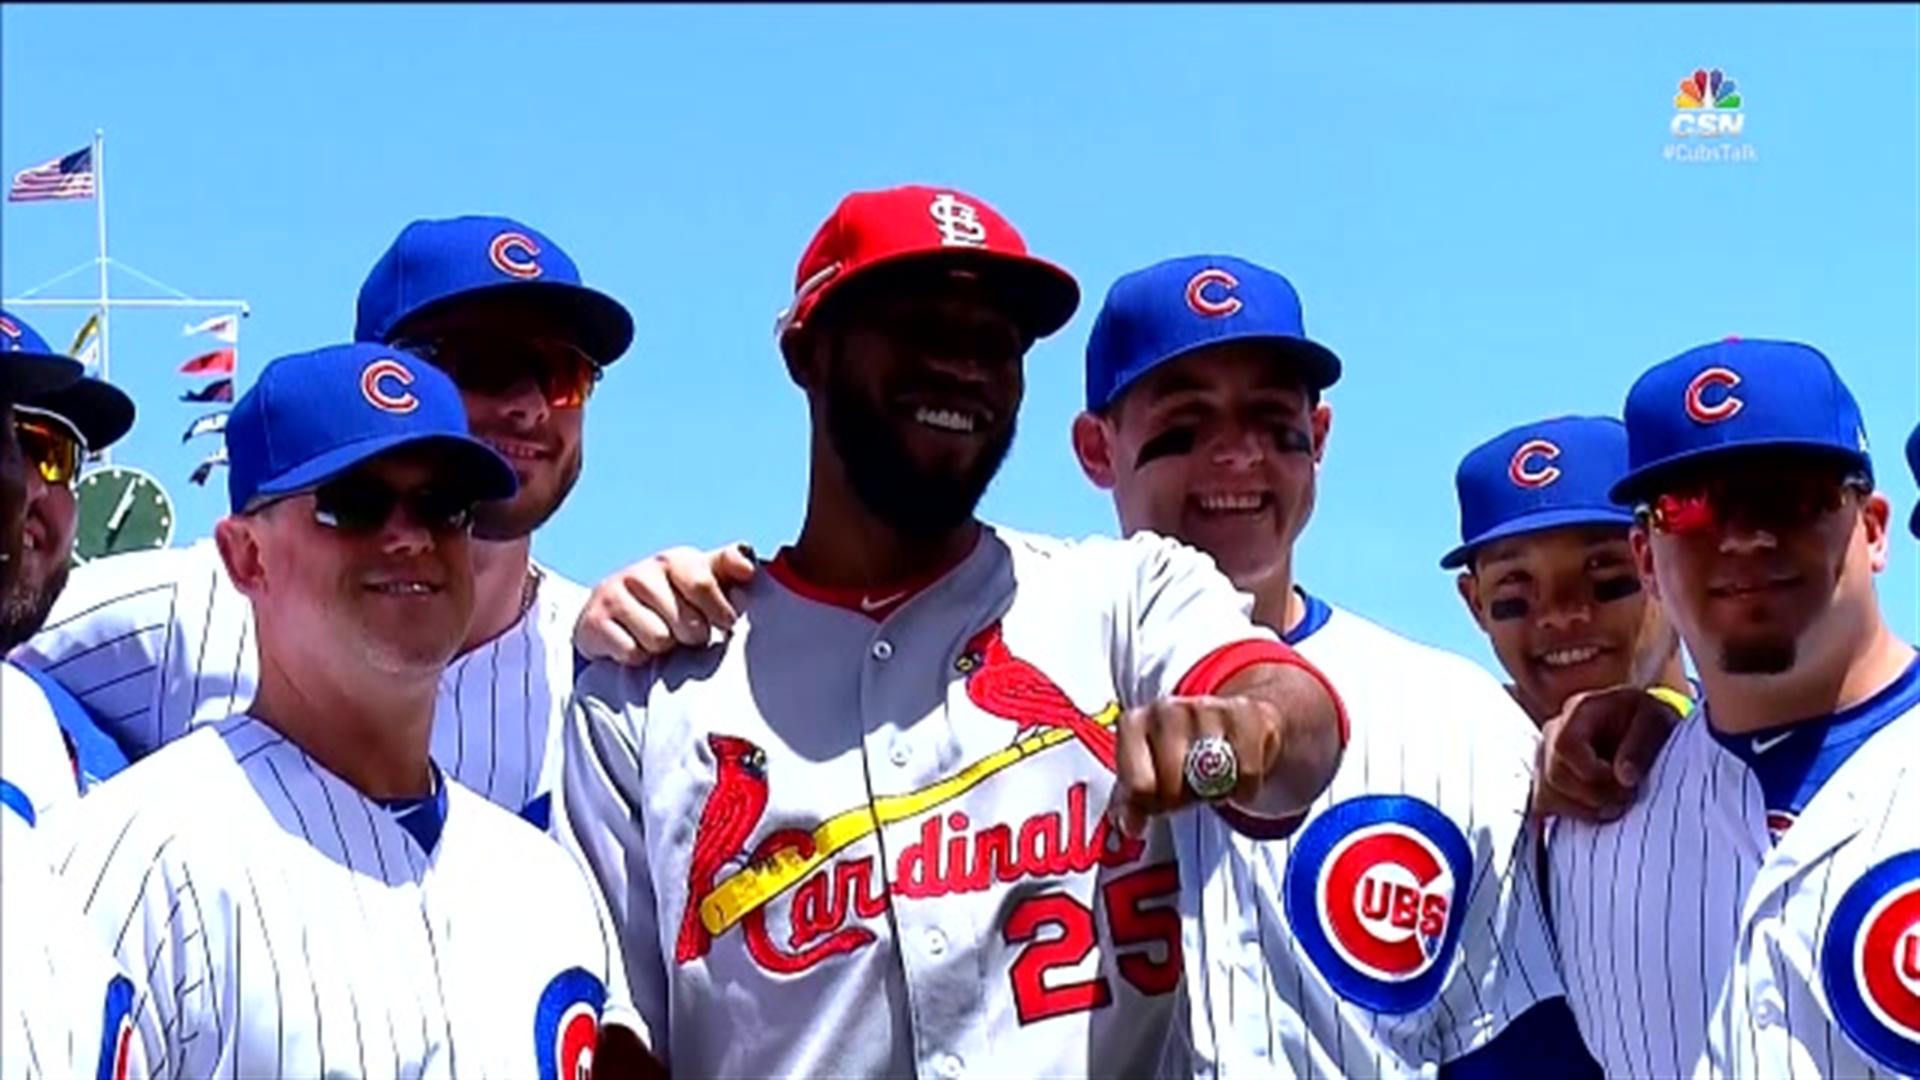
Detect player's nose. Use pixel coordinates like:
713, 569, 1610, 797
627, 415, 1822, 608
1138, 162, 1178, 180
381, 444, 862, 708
1534, 583, 1596, 631
1204, 421, 1267, 470
489, 375, 552, 430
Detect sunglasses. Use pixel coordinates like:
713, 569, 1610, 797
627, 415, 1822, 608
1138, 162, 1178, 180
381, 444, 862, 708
394, 335, 601, 409
14, 411, 84, 486
252, 474, 478, 536
1637, 468, 1870, 537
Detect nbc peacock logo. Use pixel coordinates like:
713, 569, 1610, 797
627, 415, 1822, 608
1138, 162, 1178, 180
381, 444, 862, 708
1670, 68, 1745, 138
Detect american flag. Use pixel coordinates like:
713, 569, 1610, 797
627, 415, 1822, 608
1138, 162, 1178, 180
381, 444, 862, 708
8, 146, 95, 202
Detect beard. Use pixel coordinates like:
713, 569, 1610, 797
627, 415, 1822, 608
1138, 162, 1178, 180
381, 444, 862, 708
823, 365, 1015, 541
0, 561, 67, 652
471, 446, 582, 542
1720, 634, 1797, 676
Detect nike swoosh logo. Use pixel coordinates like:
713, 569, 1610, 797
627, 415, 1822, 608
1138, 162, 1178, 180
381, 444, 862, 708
1751, 731, 1795, 755
860, 590, 908, 613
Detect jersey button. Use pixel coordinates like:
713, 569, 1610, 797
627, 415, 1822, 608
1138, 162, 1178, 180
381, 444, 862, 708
890, 742, 911, 767
936, 1053, 963, 1078
871, 640, 894, 661
926, 928, 947, 956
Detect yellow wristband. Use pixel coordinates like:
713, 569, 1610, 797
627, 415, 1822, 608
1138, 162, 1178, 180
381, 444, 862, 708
1645, 685, 1694, 718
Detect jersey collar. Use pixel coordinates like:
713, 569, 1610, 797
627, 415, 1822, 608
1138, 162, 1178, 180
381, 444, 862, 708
765, 532, 982, 622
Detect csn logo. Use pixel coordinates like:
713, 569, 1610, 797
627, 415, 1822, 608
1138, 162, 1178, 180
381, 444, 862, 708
1670, 67, 1745, 138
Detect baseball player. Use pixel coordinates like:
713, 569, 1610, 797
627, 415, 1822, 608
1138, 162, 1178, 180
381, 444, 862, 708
0, 311, 138, 813
1070, 256, 1590, 1076
1447, 416, 1694, 825
1, 316, 141, 1080
555, 188, 1349, 1078
573, 259, 1665, 1076
12, 216, 632, 825
1549, 337, 1919, 1078
40, 342, 615, 1079
1446, 416, 1690, 725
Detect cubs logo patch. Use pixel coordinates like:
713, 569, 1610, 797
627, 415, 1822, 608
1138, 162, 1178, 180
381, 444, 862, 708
1821, 850, 1920, 1075
1283, 795, 1474, 1014
1684, 366, 1743, 424
534, 967, 605, 1080
1185, 268, 1243, 318
489, 231, 543, 279
96, 974, 135, 1080
360, 358, 419, 414
1507, 438, 1562, 488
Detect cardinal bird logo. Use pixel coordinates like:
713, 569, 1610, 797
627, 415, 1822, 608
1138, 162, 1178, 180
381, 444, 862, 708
958, 623, 1117, 772
676, 734, 771, 963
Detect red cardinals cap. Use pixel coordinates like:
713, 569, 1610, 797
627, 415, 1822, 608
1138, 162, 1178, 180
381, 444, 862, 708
774, 185, 1079, 348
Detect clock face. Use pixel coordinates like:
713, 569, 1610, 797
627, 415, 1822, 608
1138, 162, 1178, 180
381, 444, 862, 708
73, 465, 176, 564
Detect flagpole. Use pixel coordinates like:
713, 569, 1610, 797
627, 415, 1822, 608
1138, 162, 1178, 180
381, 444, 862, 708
92, 128, 112, 465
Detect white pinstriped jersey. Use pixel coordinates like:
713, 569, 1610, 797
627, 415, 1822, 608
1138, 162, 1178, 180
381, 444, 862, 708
557, 525, 1303, 1079
1172, 596, 1563, 1078
1707, 667, 1920, 1080
42, 715, 614, 1080
1552, 657, 1920, 1079
1, 805, 142, 1080
11, 541, 587, 822
0, 662, 78, 822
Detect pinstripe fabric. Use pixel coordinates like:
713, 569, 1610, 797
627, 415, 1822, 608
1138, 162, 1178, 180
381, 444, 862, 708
1553, 682, 1920, 1079
41, 718, 611, 1079
13, 541, 588, 819
1172, 604, 1563, 1078
1, 806, 145, 1080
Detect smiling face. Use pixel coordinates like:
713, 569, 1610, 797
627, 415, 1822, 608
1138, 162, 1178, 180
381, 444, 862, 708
1457, 524, 1669, 718
389, 298, 588, 542
1633, 452, 1887, 680
0, 419, 78, 651
219, 451, 478, 681
798, 271, 1027, 540
1074, 343, 1329, 595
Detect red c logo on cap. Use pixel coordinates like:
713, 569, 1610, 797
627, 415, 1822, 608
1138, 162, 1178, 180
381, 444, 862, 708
361, 358, 419, 414
0, 315, 20, 342
1185, 269, 1243, 318
1508, 439, 1562, 488
488, 231, 542, 279
1685, 367, 1743, 424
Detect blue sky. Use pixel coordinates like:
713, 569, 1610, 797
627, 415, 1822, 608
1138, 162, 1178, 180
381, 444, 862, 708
4, 4, 1916, 670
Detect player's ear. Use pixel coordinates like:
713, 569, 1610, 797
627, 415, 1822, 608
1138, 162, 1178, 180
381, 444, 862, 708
1071, 411, 1118, 490
1310, 402, 1332, 465
1629, 523, 1661, 603
782, 327, 828, 393
1455, 570, 1490, 632
214, 515, 269, 598
1861, 490, 1892, 573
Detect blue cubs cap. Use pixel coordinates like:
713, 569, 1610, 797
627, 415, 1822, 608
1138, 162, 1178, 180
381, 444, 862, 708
1442, 415, 1634, 570
1612, 338, 1871, 504
1906, 420, 1919, 537
1085, 255, 1341, 413
1, 309, 83, 402
354, 215, 634, 365
227, 342, 519, 514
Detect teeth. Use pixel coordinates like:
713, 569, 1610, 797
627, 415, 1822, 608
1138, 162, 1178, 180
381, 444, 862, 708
488, 440, 545, 460
371, 582, 435, 595
1196, 493, 1265, 513
1540, 646, 1601, 668
913, 407, 976, 433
